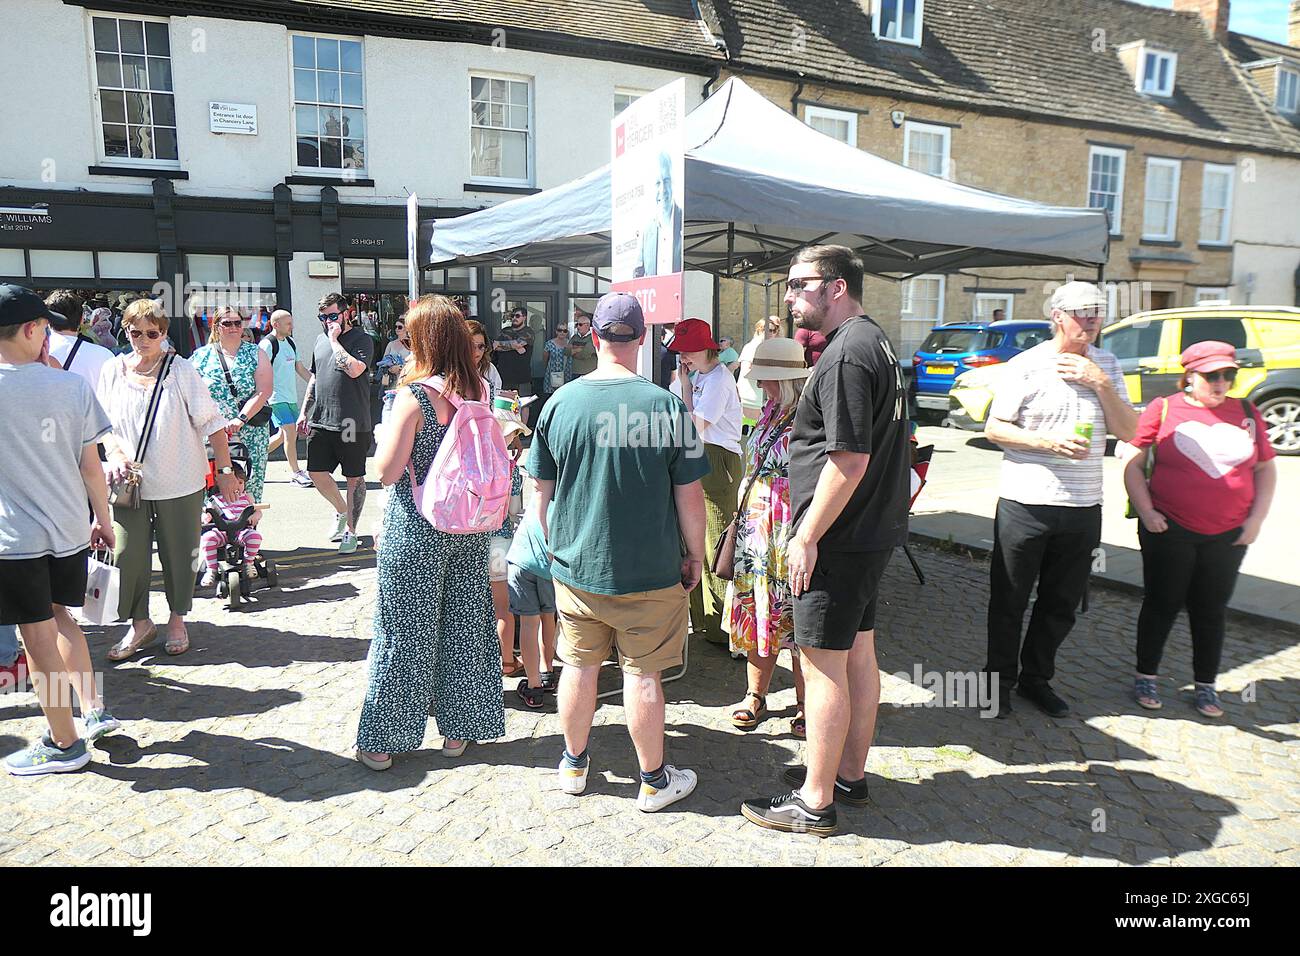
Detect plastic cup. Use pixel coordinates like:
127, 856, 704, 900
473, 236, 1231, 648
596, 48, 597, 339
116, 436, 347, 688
1074, 421, 1094, 442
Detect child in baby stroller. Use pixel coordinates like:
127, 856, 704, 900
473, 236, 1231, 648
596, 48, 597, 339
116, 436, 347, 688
201, 444, 278, 609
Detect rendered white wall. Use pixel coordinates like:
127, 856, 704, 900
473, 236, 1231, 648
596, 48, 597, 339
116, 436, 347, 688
1231, 155, 1300, 306
0, 0, 707, 206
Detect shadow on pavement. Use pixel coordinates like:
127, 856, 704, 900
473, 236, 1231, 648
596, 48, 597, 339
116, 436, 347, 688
84, 622, 370, 669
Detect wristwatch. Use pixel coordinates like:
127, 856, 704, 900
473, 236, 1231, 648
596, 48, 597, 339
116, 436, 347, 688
237, 412, 249, 424
217, 466, 234, 475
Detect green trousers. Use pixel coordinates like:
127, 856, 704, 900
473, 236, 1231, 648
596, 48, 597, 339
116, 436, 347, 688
112, 489, 204, 621
691, 442, 743, 645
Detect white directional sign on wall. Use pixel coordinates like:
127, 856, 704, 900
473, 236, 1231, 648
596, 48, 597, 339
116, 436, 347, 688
209, 102, 258, 135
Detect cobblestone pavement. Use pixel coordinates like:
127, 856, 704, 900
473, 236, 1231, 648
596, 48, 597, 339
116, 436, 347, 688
1, 537, 1296, 867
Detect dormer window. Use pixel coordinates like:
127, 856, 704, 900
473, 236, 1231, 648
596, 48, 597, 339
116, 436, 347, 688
1278, 66, 1299, 114
1140, 48, 1177, 97
872, 0, 924, 47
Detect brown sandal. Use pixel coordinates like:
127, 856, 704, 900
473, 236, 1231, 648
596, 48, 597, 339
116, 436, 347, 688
731, 692, 767, 729
164, 625, 189, 655
791, 700, 806, 739
501, 657, 525, 678
108, 623, 156, 662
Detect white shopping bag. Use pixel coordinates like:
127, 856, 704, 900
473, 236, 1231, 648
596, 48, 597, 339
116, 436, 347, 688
81, 551, 120, 625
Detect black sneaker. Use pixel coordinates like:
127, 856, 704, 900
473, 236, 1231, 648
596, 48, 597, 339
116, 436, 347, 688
540, 670, 560, 694
1017, 681, 1070, 717
516, 680, 544, 709
781, 767, 871, 807
741, 791, 837, 837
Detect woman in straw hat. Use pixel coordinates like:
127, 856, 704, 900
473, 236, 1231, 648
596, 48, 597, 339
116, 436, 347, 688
725, 337, 809, 736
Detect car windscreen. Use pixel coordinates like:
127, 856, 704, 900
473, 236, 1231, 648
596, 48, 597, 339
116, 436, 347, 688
918, 329, 995, 355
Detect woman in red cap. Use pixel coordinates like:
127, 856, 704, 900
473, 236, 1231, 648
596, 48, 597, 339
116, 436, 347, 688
1124, 340, 1276, 717
669, 318, 743, 647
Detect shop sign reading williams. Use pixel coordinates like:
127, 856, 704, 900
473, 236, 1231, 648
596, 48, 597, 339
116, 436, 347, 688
0, 206, 52, 232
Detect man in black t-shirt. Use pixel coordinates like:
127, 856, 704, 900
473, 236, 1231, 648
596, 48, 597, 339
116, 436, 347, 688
741, 245, 909, 838
297, 292, 374, 554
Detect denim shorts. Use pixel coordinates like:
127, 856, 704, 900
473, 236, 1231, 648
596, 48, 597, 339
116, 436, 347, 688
508, 564, 555, 616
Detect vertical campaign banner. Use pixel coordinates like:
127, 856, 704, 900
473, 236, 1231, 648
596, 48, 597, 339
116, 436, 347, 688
611, 79, 685, 326
406, 193, 420, 304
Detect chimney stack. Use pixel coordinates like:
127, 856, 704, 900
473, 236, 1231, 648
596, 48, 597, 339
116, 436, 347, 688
1173, 0, 1231, 42
1290, 0, 1300, 48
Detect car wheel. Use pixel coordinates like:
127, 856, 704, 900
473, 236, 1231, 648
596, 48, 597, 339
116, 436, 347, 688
1258, 394, 1300, 456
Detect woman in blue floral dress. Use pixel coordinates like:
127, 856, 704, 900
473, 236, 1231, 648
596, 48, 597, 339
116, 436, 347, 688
190, 307, 273, 500
356, 295, 505, 769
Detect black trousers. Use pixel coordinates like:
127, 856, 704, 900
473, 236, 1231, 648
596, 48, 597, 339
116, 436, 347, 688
1136, 519, 1245, 684
986, 498, 1101, 690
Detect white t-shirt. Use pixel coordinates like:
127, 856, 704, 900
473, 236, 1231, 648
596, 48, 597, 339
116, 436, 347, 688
736, 336, 764, 414
989, 340, 1131, 507
49, 333, 114, 395
96, 355, 228, 501
671, 361, 743, 455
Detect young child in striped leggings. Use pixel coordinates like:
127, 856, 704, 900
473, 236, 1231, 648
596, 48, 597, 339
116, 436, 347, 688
199, 463, 263, 587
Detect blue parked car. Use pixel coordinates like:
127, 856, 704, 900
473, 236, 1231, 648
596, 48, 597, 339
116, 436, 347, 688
910, 320, 1052, 422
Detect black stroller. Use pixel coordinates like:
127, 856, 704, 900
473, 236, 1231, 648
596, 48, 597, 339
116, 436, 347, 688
202, 441, 279, 610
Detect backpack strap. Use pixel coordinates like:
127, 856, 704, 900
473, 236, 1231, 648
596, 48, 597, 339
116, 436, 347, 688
419, 374, 464, 409
270, 337, 280, 364
65, 336, 84, 372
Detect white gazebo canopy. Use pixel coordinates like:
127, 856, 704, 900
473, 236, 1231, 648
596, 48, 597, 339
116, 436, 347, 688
426, 78, 1109, 279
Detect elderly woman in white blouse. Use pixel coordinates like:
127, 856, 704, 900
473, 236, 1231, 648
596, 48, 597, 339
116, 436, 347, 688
96, 299, 238, 658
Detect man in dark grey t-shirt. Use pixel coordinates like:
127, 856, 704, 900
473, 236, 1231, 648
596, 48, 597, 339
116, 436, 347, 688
297, 292, 374, 554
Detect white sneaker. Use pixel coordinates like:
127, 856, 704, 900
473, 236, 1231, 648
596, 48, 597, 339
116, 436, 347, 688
328, 512, 347, 542
200, 569, 218, 588
636, 765, 697, 813
558, 756, 590, 795
292, 470, 313, 487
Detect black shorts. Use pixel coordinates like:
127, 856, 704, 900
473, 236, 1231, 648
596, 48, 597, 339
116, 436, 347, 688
0, 550, 90, 625
307, 427, 371, 478
793, 548, 894, 651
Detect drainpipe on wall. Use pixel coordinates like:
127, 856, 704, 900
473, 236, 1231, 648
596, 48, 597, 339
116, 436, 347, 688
790, 75, 805, 116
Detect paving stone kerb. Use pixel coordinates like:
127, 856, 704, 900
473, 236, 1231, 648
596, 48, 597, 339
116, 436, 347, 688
0, 541, 1295, 867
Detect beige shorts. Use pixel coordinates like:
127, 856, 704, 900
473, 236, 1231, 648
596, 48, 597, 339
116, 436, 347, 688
555, 580, 689, 676
488, 535, 511, 583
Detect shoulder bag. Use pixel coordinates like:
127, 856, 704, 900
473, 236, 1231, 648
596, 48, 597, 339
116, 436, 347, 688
216, 345, 273, 427
109, 353, 174, 510
710, 409, 795, 581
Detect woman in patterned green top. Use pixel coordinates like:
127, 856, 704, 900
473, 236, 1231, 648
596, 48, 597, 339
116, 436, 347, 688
190, 306, 273, 501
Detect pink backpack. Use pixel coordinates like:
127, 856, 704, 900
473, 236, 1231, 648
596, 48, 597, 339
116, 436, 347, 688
408, 375, 512, 534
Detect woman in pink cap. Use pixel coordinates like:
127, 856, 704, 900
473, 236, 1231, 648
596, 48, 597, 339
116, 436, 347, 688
1124, 340, 1277, 717
669, 317, 743, 647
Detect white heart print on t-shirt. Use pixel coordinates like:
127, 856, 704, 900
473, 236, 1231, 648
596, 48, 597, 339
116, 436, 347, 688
1172, 419, 1254, 480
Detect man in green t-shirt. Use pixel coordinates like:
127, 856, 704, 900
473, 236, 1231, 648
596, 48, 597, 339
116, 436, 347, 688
528, 292, 708, 814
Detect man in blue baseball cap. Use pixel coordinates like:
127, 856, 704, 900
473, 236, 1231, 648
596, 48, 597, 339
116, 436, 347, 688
527, 291, 709, 813
0, 284, 122, 776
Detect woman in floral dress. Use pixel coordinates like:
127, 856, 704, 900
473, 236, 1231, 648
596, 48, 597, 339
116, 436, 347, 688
542, 325, 572, 395
725, 338, 810, 737
356, 295, 504, 769
190, 306, 273, 501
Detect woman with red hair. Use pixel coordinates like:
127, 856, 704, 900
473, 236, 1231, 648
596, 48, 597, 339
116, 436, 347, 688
356, 295, 505, 769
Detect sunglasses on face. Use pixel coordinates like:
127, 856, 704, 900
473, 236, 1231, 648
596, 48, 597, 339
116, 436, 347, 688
1200, 369, 1237, 384
785, 276, 839, 293
128, 328, 163, 340
472, 343, 487, 352
318, 312, 340, 323
218, 319, 245, 329
576, 322, 590, 328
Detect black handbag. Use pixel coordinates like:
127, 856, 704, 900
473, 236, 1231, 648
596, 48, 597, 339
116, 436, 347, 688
710, 409, 794, 581
215, 345, 272, 427
109, 354, 174, 509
